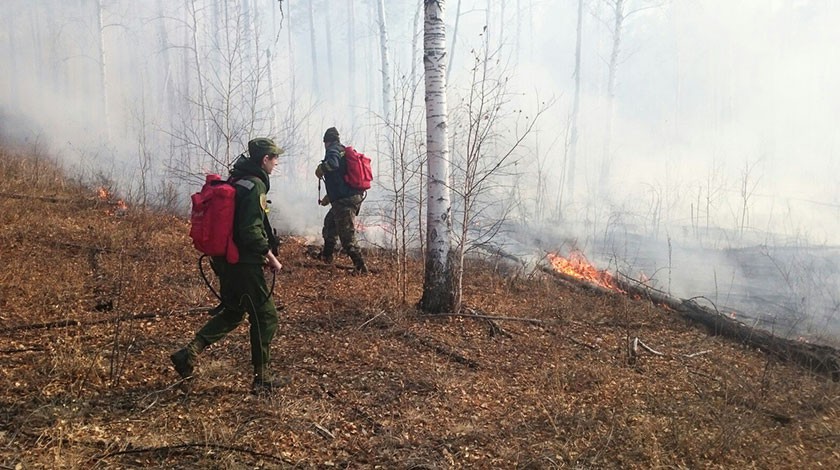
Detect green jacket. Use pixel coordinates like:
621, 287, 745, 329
229, 155, 271, 264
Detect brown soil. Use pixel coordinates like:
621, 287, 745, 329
1, 147, 838, 469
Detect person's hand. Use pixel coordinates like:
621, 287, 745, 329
319, 195, 330, 206
266, 257, 282, 273
265, 251, 282, 273
315, 164, 324, 179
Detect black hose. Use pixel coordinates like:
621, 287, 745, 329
198, 254, 276, 307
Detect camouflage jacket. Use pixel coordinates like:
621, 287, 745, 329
228, 155, 271, 264
320, 141, 364, 202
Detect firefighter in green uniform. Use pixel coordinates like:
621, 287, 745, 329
171, 138, 288, 392
315, 127, 368, 273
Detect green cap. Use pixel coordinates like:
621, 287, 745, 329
248, 138, 284, 159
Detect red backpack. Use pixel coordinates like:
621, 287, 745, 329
189, 174, 240, 264
343, 146, 373, 191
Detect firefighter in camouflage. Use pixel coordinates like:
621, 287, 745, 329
171, 138, 289, 393
315, 127, 368, 273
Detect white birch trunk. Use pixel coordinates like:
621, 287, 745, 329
445, 0, 462, 83
410, 0, 423, 85
96, 0, 111, 143
420, 0, 455, 313
376, 0, 392, 126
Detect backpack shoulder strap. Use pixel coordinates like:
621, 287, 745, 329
234, 179, 255, 191
228, 176, 257, 191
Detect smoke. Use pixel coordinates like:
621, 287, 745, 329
2, 0, 840, 341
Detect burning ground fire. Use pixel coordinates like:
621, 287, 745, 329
97, 187, 128, 216
547, 251, 625, 293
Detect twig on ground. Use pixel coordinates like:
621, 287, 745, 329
359, 310, 387, 329
630, 337, 712, 360
636, 338, 665, 356
313, 423, 335, 440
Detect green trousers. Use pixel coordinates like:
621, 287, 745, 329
322, 193, 364, 264
197, 259, 277, 372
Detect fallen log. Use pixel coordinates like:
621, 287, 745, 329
485, 246, 840, 380
613, 276, 840, 381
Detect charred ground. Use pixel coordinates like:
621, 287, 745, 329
1, 148, 839, 468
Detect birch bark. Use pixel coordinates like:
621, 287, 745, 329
420, 0, 455, 314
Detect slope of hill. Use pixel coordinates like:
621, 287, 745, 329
1, 147, 839, 468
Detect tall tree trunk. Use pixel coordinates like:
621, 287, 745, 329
243, 0, 253, 56
420, 0, 455, 314
410, 0, 423, 85
601, 0, 624, 194
307, 0, 319, 95
267, 49, 279, 133
324, 6, 334, 101
96, 0, 111, 143
445, 0, 462, 83
515, 0, 521, 63
188, 0, 210, 148
376, 0, 392, 125
156, 0, 177, 121
565, 0, 584, 215
347, 0, 356, 104
498, 0, 505, 51
6, 13, 17, 110
376, 0, 393, 180
287, 1, 296, 122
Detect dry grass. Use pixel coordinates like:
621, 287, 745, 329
1, 146, 839, 469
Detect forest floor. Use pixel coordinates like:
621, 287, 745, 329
1, 146, 839, 469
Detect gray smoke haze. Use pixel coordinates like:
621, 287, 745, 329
2, 0, 839, 341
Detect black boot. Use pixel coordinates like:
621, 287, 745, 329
350, 252, 369, 274
170, 348, 195, 379
319, 246, 334, 264
170, 338, 206, 379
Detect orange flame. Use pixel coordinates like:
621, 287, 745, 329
97, 186, 128, 216
547, 251, 624, 292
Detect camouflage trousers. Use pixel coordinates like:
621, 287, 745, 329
196, 259, 278, 371
322, 193, 364, 267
